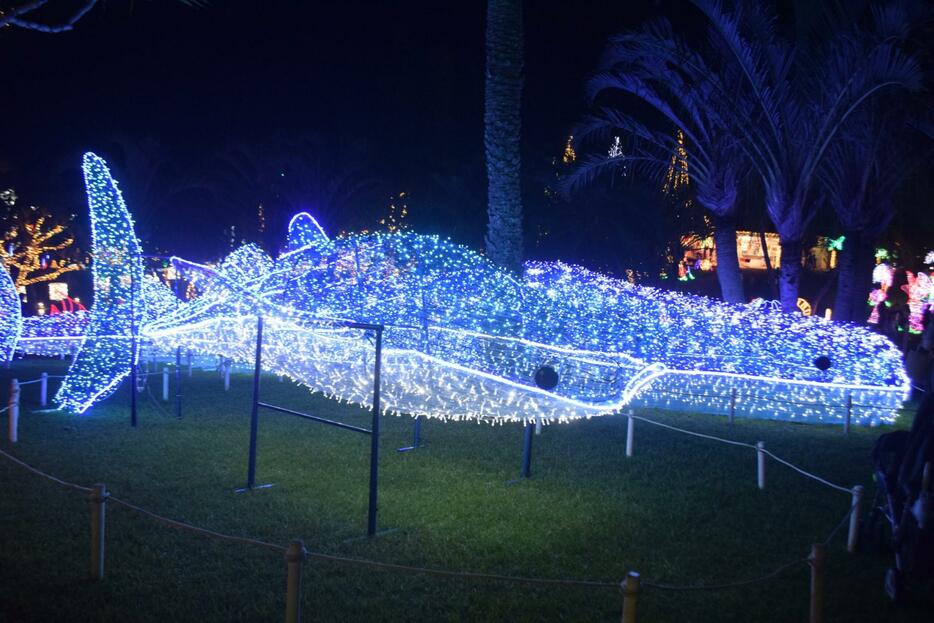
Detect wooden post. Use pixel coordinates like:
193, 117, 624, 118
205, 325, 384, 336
162, 367, 169, 401
620, 571, 640, 623
809, 543, 826, 623
89, 483, 108, 581
285, 540, 307, 623
757, 441, 766, 490
626, 411, 634, 458
40, 372, 48, 407
844, 394, 852, 436
8, 379, 20, 443
847, 485, 864, 553
534, 416, 542, 436
224, 363, 231, 391
728, 387, 736, 426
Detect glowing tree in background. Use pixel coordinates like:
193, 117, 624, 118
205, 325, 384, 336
484, 0, 524, 273
56, 154, 143, 413
0, 190, 81, 288
0, 262, 20, 362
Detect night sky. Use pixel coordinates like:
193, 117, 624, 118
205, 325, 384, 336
2, 0, 931, 269
2, 1, 660, 256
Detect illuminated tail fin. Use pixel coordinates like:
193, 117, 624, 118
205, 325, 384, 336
0, 264, 21, 362
56, 153, 143, 413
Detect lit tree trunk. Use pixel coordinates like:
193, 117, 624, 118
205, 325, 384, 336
834, 231, 878, 324
712, 213, 745, 304
484, 0, 524, 273
778, 238, 803, 313
833, 229, 861, 323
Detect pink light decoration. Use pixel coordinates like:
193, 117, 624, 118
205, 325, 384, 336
867, 263, 895, 325
901, 271, 932, 334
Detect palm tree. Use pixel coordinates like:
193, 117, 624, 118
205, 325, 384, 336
571, 18, 748, 303
484, 0, 524, 273
822, 106, 926, 322
685, 0, 922, 312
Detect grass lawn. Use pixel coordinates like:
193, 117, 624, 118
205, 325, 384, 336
0, 358, 931, 622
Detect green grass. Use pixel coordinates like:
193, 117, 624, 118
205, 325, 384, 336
0, 358, 931, 622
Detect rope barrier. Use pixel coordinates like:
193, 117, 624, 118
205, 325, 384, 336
758, 449, 851, 495
0, 421, 863, 604
629, 415, 757, 450
0, 447, 92, 493
641, 558, 808, 592
16, 379, 42, 386
629, 414, 853, 495
823, 504, 857, 546
299, 551, 620, 589
0, 405, 9, 415
107, 496, 286, 554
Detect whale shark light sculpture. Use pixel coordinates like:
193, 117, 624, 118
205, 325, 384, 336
1, 153, 910, 425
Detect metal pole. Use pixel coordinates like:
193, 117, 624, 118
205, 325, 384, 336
626, 411, 634, 458
285, 540, 307, 623
40, 372, 48, 407
844, 394, 852, 436
224, 362, 231, 391
367, 327, 383, 537
847, 485, 864, 553
809, 543, 826, 623
521, 420, 534, 478
728, 387, 736, 426
175, 346, 182, 419
130, 361, 138, 427
413, 415, 421, 447
162, 367, 169, 401
7, 379, 19, 443
246, 316, 264, 491
757, 441, 766, 490
89, 483, 107, 580
620, 571, 640, 623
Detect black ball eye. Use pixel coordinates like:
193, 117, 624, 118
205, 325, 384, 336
535, 365, 559, 390
814, 356, 832, 371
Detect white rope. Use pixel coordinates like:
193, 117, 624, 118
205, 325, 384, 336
0, 447, 92, 493
17, 379, 42, 386
629, 414, 757, 449
630, 414, 852, 495
759, 449, 851, 494
0, 405, 9, 414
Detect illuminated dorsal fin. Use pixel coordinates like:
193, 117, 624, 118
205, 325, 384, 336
287, 212, 329, 251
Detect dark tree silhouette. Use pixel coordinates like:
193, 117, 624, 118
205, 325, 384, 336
571, 18, 748, 303
688, 0, 922, 312
483, 0, 524, 273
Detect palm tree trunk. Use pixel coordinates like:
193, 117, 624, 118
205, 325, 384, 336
484, 0, 524, 273
833, 230, 860, 323
712, 214, 745, 304
778, 238, 804, 313
850, 233, 877, 325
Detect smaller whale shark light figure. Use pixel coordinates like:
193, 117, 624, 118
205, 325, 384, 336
2, 154, 909, 425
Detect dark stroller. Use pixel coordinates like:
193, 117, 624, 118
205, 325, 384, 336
868, 393, 934, 601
